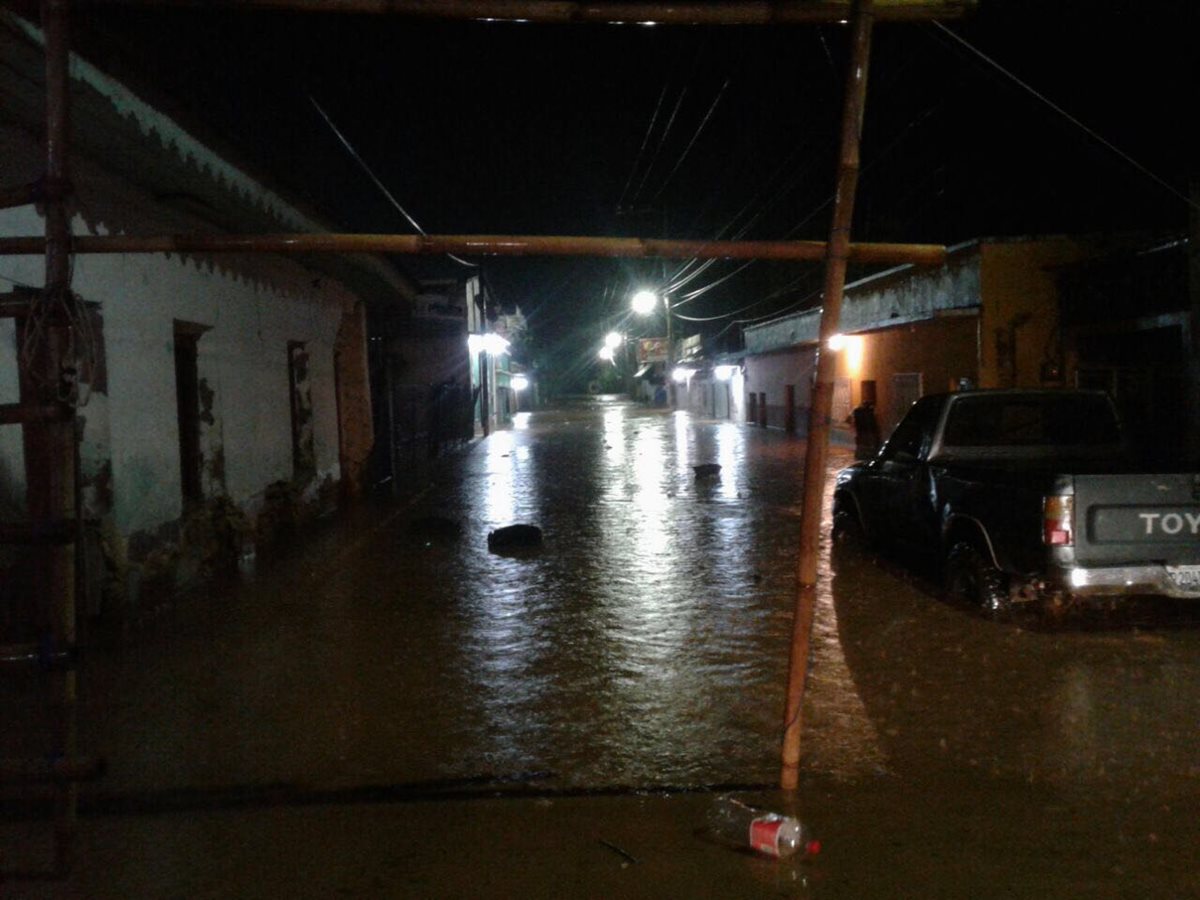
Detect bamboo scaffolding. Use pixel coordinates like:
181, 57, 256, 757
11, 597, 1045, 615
780, 0, 874, 791
77, 0, 969, 23
0, 233, 946, 266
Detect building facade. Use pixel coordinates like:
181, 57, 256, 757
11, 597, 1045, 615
740, 236, 1100, 439
0, 12, 413, 623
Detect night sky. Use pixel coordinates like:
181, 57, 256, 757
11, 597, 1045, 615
80, 1, 1193, 384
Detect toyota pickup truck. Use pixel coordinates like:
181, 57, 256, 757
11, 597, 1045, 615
831, 389, 1200, 616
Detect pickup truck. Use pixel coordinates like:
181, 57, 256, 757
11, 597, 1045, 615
831, 389, 1200, 616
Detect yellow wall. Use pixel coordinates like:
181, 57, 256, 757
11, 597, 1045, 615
978, 238, 1090, 388
833, 315, 979, 431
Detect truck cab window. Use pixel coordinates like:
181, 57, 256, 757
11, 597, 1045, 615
881, 396, 941, 462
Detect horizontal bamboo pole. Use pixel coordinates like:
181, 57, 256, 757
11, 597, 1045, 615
0, 233, 946, 266
78, 0, 971, 23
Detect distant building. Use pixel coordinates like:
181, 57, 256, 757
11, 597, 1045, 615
739, 234, 1192, 462
368, 278, 473, 489
466, 276, 527, 435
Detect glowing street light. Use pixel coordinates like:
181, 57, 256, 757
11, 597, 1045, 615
598, 346, 615, 362
604, 331, 623, 350
631, 289, 660, 316
511, 374, 529, 392
630, 286, 675, 407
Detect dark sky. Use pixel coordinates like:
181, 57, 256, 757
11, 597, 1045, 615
82, 1, 1193, 376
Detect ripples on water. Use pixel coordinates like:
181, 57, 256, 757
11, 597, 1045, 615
430, 399, 809, 788
43, 395, 1200, 804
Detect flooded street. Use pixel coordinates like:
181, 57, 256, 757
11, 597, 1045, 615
6, 396, 1200, 897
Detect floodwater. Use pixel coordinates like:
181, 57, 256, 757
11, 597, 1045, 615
5, 396, 1200, 896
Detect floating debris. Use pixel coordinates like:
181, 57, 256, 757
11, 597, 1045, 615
487, 523, 543, 553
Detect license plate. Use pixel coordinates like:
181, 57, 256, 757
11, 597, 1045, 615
1165, 565, 1200, 593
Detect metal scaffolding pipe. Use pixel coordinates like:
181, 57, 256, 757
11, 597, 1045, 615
0, 232, 947, 266
76, 0, 970, 23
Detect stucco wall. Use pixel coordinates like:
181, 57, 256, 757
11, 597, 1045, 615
1, 213, 349, 539
1, 184, 360, 557
833, 315, 980, 432
978, 238, 1091, 388
744, 347, 816, 431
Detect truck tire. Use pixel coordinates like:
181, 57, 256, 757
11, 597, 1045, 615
944, 542, 1009, 615
832, 507, 869, 554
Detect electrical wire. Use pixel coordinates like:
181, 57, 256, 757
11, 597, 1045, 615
648, 77, 731, 205
616, 77, 671, 213
628, 79, 690, 208
930, 21, 1197, 212
309, 95, 478, 267
628, 40, 710, 208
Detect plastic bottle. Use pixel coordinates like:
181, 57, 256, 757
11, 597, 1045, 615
705, 796, 820, 859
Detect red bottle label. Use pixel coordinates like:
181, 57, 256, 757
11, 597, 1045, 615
748, 817, 783, 856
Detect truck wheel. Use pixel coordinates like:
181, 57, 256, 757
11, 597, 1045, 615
832, 508, 868, 554
944, 542, 1009, 615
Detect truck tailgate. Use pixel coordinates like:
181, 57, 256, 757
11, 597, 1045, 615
1075, 473, 1200, 567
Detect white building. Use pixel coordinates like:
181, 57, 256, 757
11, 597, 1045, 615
0, 12, 414, 619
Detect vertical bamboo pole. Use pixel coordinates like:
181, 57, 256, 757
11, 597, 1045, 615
36, 0, 79, 872
780, 0, 874, 792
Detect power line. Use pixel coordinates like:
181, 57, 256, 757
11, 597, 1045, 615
629, 39, 709, 207
629, 79, 690, 208
930, 21, 1197, 212
616, 78, 670, 213
648, 77, 731, 205
309, 95, 478, 267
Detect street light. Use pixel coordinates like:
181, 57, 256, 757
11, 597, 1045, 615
631, 288, 675, 407
604, 331, 623, 350
631, 289, 659, 316
598, 346, 615, 362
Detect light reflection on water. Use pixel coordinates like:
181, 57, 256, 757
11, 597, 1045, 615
52, 396, 1200, 803
441, 398, 862, 787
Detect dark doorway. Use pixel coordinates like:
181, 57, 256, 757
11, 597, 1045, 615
288, 341, 315, 481
173, 322, 203, 509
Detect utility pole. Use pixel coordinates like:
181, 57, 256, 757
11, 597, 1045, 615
664, 292, 675, 408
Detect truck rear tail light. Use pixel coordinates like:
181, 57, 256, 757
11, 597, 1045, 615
1043, 494, 1074, 546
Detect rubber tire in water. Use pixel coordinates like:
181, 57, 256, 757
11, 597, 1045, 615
832, 509, 868, 552
944, 542, 1009, 614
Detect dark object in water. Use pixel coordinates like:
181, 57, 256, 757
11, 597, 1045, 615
693, 463, 722, 479
411, 515, 463, 541
488, 524, 543, 552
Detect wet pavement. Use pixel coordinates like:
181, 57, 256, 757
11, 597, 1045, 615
4, 396, 1200, 897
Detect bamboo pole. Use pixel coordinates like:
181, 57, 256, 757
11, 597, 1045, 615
76, 0, 969, 24
780, 0, 874, 792
20, 0, 81, 875
0, 232, 946, 266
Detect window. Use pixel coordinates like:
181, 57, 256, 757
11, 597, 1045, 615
881, 395, 941, 462
942, 394, 1120, 447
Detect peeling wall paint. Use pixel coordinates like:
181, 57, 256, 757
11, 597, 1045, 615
1, 132, 367, 608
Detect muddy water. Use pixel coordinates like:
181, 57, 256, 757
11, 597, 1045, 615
52, 396, 1199, 811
